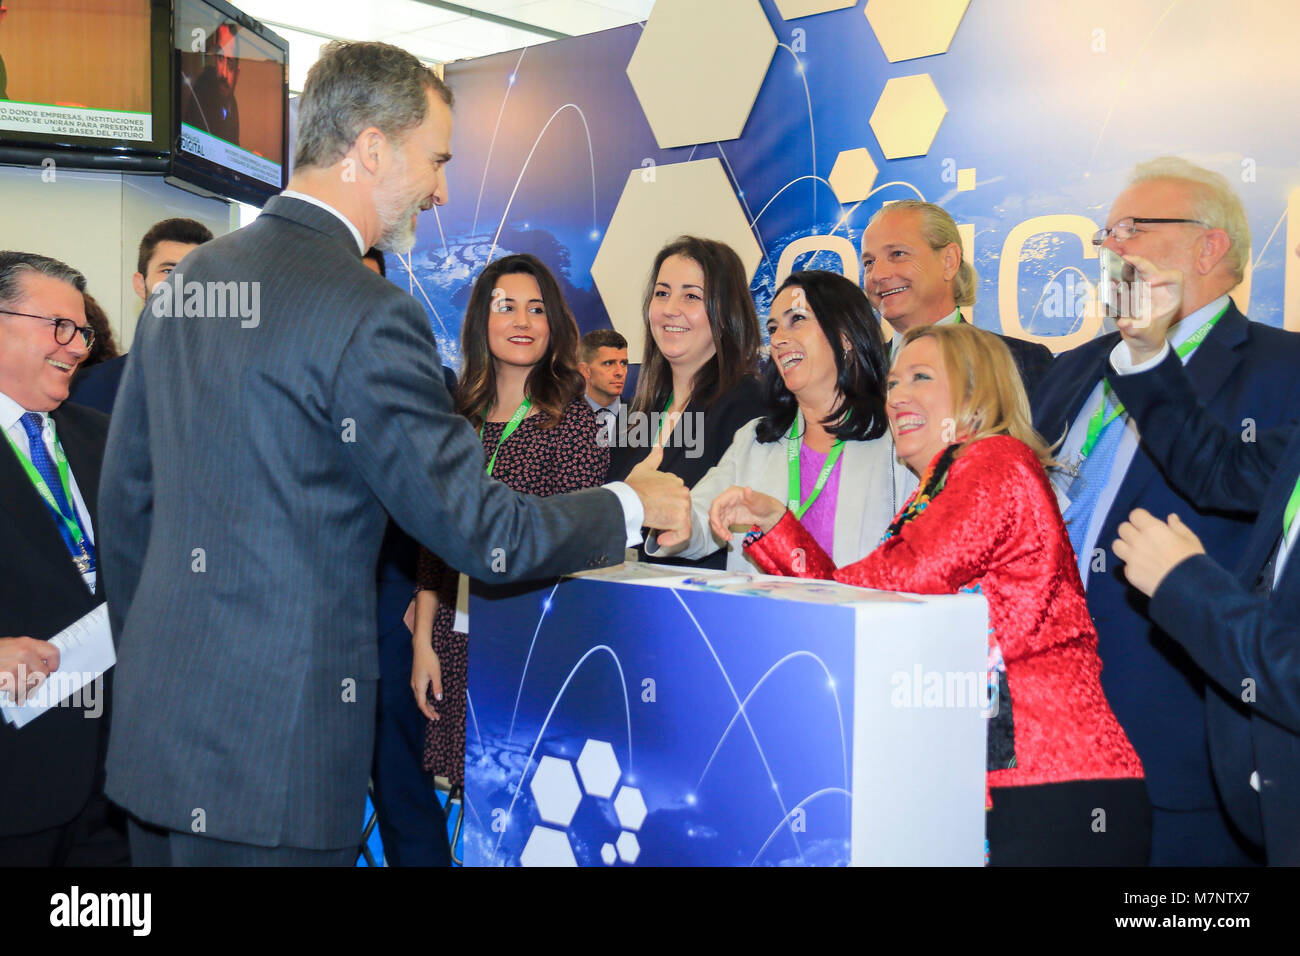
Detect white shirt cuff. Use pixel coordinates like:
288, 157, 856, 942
1109, 339, 1171, 375
602, 481, 645, 547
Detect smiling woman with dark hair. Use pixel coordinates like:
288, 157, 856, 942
649, 270, 901, 570
608, 235, 765, 569
411, 253, 607, 791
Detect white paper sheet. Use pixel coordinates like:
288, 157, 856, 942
1, 603, 114, 729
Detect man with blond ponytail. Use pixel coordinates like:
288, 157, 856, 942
860, 199, 1052, 396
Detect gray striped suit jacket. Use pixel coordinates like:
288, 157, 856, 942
99, 196, 625, 850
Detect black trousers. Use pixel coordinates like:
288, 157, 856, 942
0, 791, 130, 867
987, 778, 1152, 866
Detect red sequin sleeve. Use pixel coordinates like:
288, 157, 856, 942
748, 436, 1032, 594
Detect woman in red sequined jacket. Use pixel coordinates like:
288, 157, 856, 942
709, 323, 1147, 865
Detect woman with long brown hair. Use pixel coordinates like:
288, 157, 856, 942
411, 253, 607, 791
608, 235, 764, 569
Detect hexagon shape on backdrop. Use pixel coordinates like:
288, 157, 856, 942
869, 74, 948, 159
773, 0, 856, 19
575, 739, 621, 799
827, 147, 880, 204
529, 756, 582, 827
600, 842, 617, 865
865, 0, 971, 62
626, 0, 777, 149
613, 785, 648, 832
616, 831, 641, 864
520, 826, 577, 867
590, 158, 763, 358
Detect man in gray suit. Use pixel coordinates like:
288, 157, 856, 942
99, 41, 687, 865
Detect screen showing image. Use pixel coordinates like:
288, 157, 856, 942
0, 0, 153, 143
175, 0, 284, 189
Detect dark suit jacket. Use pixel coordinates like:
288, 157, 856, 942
68, 355, 127, 415
1107, 348, 1300, 863
607, 376, 764, 569
995, 332, 1053, 400
99, 195, 627, 850
1031, 301, 1300, 811
0, 402, 110, 836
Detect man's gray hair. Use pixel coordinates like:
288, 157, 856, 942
1130, 157, 1251, 283
293, 41, 454, 171
0, 251, 86, 309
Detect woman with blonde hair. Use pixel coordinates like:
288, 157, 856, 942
710, 322, 1147, 865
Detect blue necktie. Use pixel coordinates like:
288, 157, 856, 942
1062, 401, 1126, 577
19, 412, 93, 567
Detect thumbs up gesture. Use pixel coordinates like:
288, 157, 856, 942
625, 444, 691, 539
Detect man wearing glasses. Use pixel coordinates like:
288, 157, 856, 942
1033, 157, 1300, 865
0, 252, 129, 865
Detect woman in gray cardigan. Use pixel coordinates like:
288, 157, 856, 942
649, 270, 904, 571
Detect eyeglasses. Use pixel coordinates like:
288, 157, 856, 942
1092, 217, 1208, 247
0, 309, 96, 349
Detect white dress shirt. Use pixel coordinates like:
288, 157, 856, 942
1056, 294, 1230, 586
280, 190, 367, 254
889, 308, 961, 362
0, 390, 97, 592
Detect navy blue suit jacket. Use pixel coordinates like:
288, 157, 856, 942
68, 355, 127, 415
1107, 347, 1300, 863
1032, 301, 1300, 812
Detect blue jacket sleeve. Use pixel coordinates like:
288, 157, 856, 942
1106, 349, 1293, 514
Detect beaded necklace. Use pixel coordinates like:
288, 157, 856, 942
880, 443, 961, 542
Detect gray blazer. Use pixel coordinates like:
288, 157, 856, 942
645, 417, 906, 572
99, 196, 625, 850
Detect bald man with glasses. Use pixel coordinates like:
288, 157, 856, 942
0, 251, 128, 866
1032, 158, 1300, 865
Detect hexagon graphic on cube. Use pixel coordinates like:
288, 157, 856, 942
613, 786, 647, 832
869, 74, 948, 159
827, 148, 880, 204
773, 0, 855, 19
591, 158, 762, 358
616, 831, 641, 864
865, 0, 971, 63
576, 739, 621, 799
627, 0, 777, 149
520, 825, 577, 867
529, 755, 582, 827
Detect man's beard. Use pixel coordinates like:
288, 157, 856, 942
374, 177, 421, 254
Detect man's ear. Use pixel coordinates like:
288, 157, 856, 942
132, 272, 147, 302
578, 361, 591, 381
354, 127, 386, 176
941, 242, 961, 282
1196, 228, 1232, 277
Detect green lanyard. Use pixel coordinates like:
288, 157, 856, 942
656, 393, 674, 441
3, 419, 88, 550
786, 411, 846, 518
1284, 479, 1300, 541
1081, 303, 1229, 458
480, 397, 532, 476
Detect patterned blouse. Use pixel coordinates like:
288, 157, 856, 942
415, 396, 608, 786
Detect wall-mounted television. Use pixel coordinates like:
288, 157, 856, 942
0, 0, 172, 171
166, 0, 288, 206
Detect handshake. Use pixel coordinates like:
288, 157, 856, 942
622, 445, 692, 542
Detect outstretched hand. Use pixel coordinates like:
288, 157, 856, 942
625, 444, 691, 538
709, 485, 787, 542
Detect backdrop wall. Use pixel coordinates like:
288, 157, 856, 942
401, 0, 1300, 370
